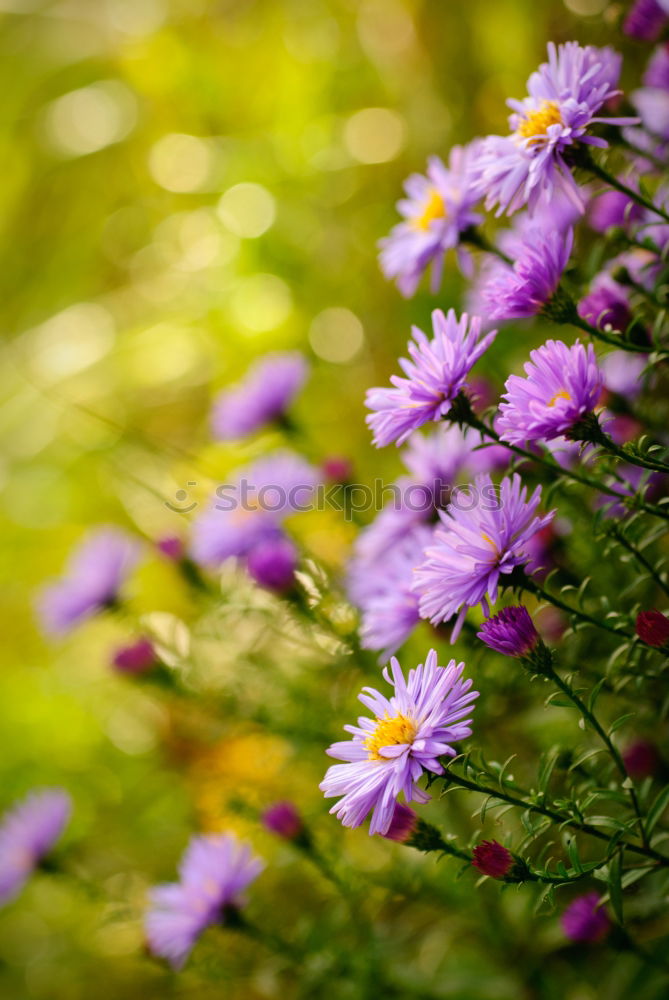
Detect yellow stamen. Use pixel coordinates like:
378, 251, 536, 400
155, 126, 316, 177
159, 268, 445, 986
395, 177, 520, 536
412, 188, 447, 231
516, 100, 563, 146
365, 713, 416, 761
481, 532, 496, 548
548, 389, 571, 407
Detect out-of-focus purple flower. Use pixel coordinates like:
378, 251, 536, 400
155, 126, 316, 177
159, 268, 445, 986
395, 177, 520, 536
320, 650, 477, 835
482, 228, 573, 321
246, 535, 297, 592
596, 463, 663, 519
631, 85, 669, 139
365, 310, 496, 447
477, 606, 540, 658
112, 637, 157, 674
261, 802, 304, 840
145, 833, 264, 970
211, 352, 308, 440
190, 452, 320, 567
413, 473, 554, 638
587, 187, 644, 233
471, 840, 514, 878
474, 42, 635, 217
0, 789, 71, 906
624, 0, 668, 41
37, 528, 141, 636
156, 536, 185, 561
561, 893, 610, 943
602, 351, 646, 398
578, 274, 632, 333
645, 43, 669, 89
379, 145, 483, 296
349, 522, 432, 660
497, 340, 603, 445
623, 739, 661, 779
380, 803, 418, 843
636, 609, 669, 646
401, 425, 473, 506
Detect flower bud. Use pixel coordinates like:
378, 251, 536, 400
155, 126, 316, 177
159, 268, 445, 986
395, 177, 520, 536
636, 610, 669, 648
261, 801, 304, 840
471, 840, 514, 879
112, 638, 156, 674
561, 893, 610, 942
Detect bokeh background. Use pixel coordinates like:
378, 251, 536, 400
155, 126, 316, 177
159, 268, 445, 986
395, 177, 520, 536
0, 1, 664, 998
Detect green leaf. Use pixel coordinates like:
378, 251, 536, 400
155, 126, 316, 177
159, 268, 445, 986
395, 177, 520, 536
566, 838, 583, 873
646, 785, 669, 835
608, 713, 635, 735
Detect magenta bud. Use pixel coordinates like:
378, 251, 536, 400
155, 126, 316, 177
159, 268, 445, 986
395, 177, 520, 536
381, 803, 418, 843
156, 537, 185, 561
112, 638, 156, 674
471, 840, 514, 878
261, 801, 303, 840
322, 456, 354, 484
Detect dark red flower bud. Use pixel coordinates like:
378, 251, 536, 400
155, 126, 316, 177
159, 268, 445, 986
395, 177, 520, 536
636, 610, 669, 648
623, 739, 660, 779
471, 840, 514, 878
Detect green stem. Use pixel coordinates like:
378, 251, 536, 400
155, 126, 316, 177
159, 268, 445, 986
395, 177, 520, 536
462, 226, 513, 265
585, 157, 669, 225
570, 312, 655, 354
453, 399, 669, 523
441, 768, 669, 865
521, 574, 634, 640
607, 525, 669, 600
541, 659, 649, 848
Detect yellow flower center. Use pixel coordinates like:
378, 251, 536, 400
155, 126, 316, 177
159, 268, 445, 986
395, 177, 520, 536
412, 188, 447, 231
365, 713, 417, 761
481, 532, 496, 549
548, 389, 571, 407
516, 100, 563, 145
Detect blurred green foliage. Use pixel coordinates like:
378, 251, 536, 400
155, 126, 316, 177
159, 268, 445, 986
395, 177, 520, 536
1, 1, 667, 998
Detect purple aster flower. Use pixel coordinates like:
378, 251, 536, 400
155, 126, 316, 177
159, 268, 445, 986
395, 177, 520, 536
413, 473, 555, 638
320, 650, 478, 835
347, 508, 429, 608
379, 144, 483, 296
365, 309, 496, 447
401, 425, 474, 504
474, 42, 635, 217
190, 451, 320, 567
631, 84, 669, 139
37, 528, 141, 636
145, 833, 264, 970
380, 803, 418, 843
357, 525, 433, 660
112, 637, 157, 674
246, 535, 297, 592
624, 0, 668, 40
261, 802, 304, 840
645, 43, 669, 88
477, 606, 540, 657
482, 227, 573, 321
497, 340, 603, 445
587, 186, 644, 233
0, 789, 71, 906
601, 350, 646, 398
578, 274, 632, 333
561, 893, 610, 943
211, 352, 308, 440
